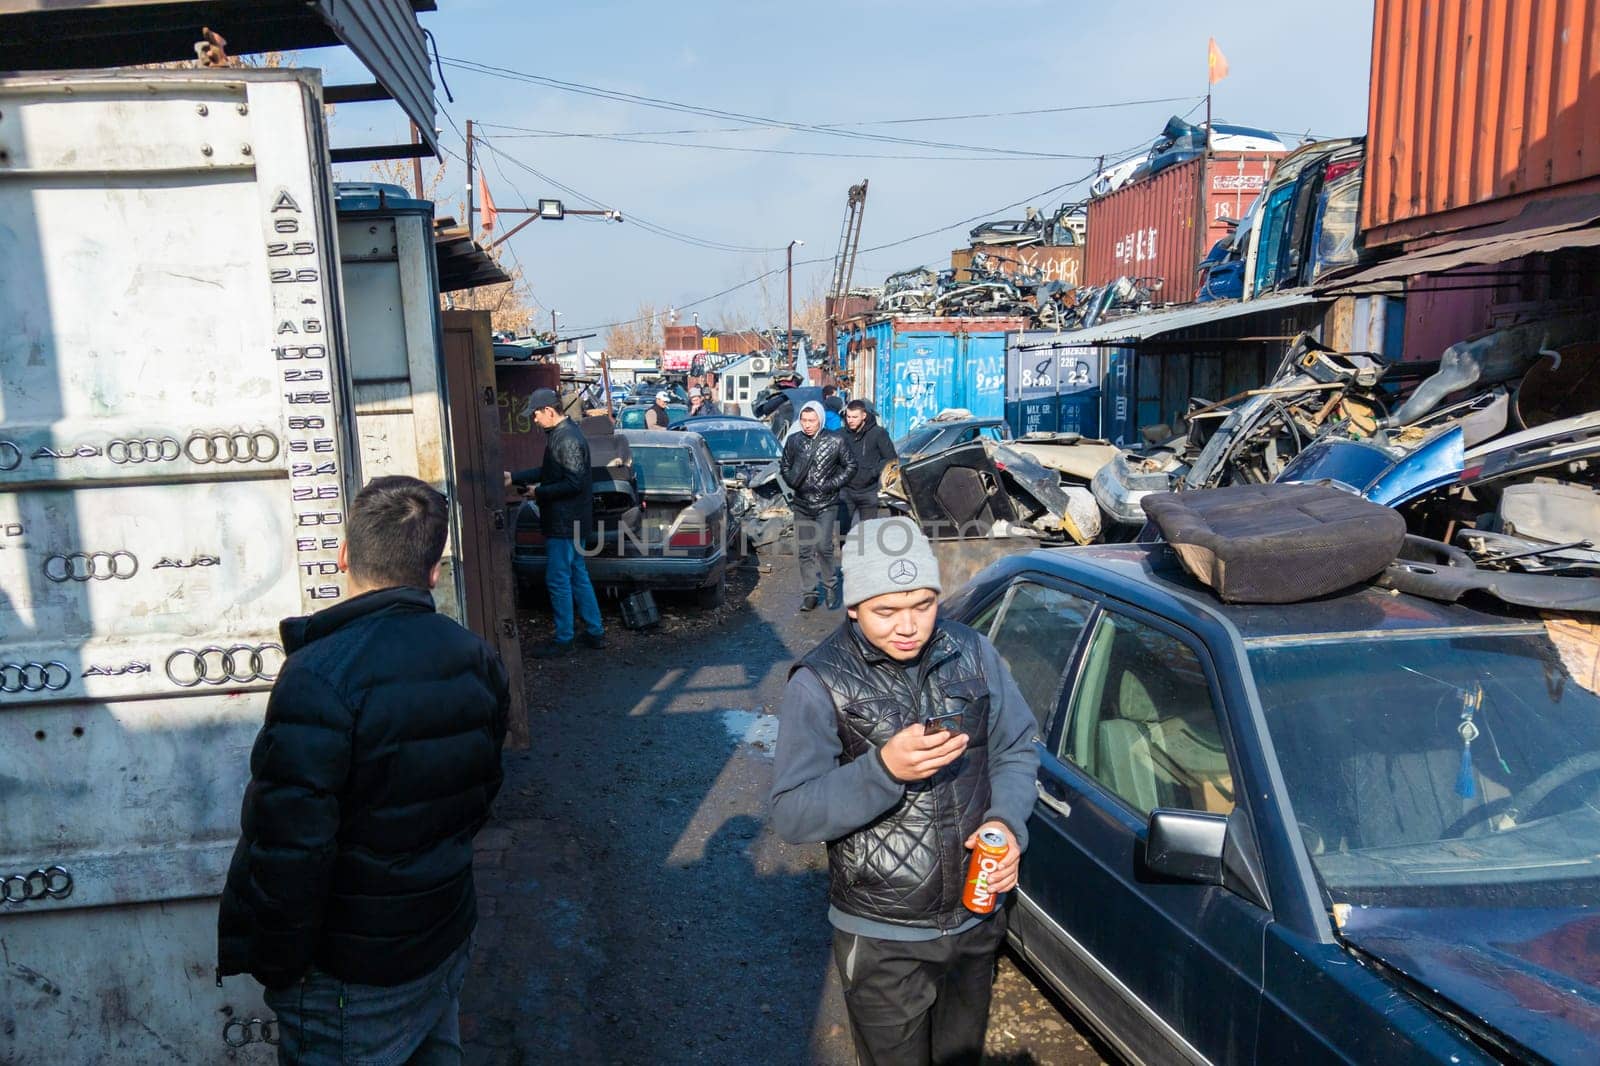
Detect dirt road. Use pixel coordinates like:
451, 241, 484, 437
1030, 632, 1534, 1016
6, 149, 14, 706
460, 560, 1109, 1065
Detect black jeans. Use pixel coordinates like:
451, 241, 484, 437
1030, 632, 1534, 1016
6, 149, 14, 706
795, 506, 839, 597
831, 912, 1007, 1066
840, 486, 881, 534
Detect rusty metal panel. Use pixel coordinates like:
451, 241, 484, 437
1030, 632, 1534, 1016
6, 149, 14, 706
952, 245, 1084, 286
0, 69, 358, 1062
1085, 154, 1280, 290
494, 362, 561, 475
1364, 0, 1600, 247
440, 311, 528, 750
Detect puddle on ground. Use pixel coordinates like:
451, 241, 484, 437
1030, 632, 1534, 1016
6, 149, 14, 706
719, 709, 779, 755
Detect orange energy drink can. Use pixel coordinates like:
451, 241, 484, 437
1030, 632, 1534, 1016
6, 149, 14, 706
962, 828, 1009, 914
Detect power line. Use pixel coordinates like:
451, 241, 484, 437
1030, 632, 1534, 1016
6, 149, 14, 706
440, 55, 1120, 160
478, 94, 1202, 140
566, 164, 1104, 334
478, 127, 1092, 162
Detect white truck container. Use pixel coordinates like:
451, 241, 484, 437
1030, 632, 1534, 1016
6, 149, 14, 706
0, 68, 361, 1062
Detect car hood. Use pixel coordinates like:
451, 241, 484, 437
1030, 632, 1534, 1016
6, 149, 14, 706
1340, 905, 1600, 1061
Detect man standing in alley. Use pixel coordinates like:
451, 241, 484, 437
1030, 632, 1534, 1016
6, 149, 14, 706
511, 387, 607, 657
782, 399, 857, 611
840, 399, 897, 533
771, 516, 1039, 1065
219, 476, 509, 1065
645, 389, 674, 429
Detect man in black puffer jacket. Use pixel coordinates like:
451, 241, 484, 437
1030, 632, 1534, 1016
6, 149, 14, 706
782, 400, 857, 611
218, 475, 509, 1065
840, 399, 897, 533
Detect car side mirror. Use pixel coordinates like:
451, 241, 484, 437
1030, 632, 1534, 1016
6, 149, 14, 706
1145, 808, 1227, 885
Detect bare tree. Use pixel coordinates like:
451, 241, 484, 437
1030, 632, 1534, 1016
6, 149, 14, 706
604, 303, 666, 362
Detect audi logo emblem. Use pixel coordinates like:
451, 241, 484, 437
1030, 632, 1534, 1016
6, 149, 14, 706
0, 440, 20, 472
165, 644, 284, 687
43, 551, 139, 582
1, 866, 72, 905
185, 431, 280, 465
0, 661, 71, 693
223, 1018, 279, 1048
108, 437, 182, 464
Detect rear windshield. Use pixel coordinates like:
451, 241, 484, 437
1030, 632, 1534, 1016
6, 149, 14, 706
631, 446, 698, 494
694, 426, 780, 460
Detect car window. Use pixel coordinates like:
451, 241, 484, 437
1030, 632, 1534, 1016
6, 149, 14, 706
632, 447, 697, 494
954, 428, 978, 445
986, 582, 1095, 733
1062, 611, 1234, 817
980, 425, 1007, 443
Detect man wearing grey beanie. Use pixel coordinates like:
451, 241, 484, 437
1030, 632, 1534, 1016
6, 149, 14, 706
771, 517, 1040, 1064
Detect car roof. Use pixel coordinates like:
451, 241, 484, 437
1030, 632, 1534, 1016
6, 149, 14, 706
1012, 543, 1534, 644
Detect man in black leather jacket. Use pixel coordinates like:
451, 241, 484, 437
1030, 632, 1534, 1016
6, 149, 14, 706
782, 400, 857, 611
512, 387, 607, 657
218, 476, 509, 1064
771, 516, 1038, 1065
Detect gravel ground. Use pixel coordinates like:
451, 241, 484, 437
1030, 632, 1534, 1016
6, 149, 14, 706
459, 556, 1112, 1065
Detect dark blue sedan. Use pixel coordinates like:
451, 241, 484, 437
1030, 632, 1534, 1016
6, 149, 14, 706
944, 544, 1600, 1065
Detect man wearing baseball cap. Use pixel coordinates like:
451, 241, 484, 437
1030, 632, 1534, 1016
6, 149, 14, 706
645, 390, 674, 430
771, 517, 1039, 1064
508, 387, 606, 657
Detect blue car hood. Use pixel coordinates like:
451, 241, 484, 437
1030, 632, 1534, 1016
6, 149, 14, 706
1341, 906, 1600, 1061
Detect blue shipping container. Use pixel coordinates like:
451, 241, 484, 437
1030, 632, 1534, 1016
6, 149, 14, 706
1004, 332, 1104, 439
853, 319, 1014, 442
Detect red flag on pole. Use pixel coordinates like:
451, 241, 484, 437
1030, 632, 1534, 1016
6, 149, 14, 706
1208, 37, 1230, 85
479, 175, 498, 231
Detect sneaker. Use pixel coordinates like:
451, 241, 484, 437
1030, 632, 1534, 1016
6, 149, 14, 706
825, 585, 843, 610
800, 592, 820, 612
579, 631, 608, 650
530, 639, 574, 659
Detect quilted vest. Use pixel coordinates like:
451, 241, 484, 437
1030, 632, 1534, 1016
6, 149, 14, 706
795, 620, 993, 930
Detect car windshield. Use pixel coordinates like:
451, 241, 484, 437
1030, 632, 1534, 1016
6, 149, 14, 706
897, 426, 943, 454
1249, 623, 1600, 909
631, 446, 698, 495
693, 426, 780, 460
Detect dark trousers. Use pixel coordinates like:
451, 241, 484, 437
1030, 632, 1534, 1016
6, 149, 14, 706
796, 506, 839, 596
840, 486, 881, 534
831, 912, 1007, 1066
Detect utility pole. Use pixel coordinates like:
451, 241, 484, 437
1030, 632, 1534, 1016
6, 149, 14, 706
786, 238, 804, 371
409, 121, 424, 200
465, 119, 475, 236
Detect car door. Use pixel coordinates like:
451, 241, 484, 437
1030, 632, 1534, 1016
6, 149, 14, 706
1022, 600, 1268, 1065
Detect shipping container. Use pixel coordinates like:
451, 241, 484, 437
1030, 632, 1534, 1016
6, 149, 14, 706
1084, 152, 1282, 291
843, 317, 1026, 441
1004, 333, 1103, 437
952, 244, 1084, 287
0, 68, 357, 1063
1364, 0, 1600, 247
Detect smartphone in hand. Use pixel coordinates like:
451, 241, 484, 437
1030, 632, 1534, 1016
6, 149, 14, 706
922, 709, 965, 737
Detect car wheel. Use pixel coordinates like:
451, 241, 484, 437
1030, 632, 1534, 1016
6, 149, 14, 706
696, 576, 726, 609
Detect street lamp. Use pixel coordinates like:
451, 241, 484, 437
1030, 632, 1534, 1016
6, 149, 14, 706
787, 239, 805, 371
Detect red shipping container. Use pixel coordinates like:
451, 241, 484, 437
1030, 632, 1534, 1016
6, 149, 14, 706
1364, 0, 1600, 248
1084, 153, 1281, 293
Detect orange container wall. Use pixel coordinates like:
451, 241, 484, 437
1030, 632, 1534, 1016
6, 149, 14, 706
1363, 0, 1600, 247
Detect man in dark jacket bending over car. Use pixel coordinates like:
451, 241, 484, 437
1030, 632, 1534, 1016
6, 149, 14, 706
772, 516, 1039, 1065
783, 399, 858, 611
218, 475, 510, 1065
510, 387, 607, 657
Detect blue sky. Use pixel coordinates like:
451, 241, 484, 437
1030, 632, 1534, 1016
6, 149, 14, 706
321, 0, 1377, 335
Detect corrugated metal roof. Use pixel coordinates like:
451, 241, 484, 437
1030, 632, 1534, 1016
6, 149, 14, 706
0, 0, 438, 157
1015, 292, 1323, 348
